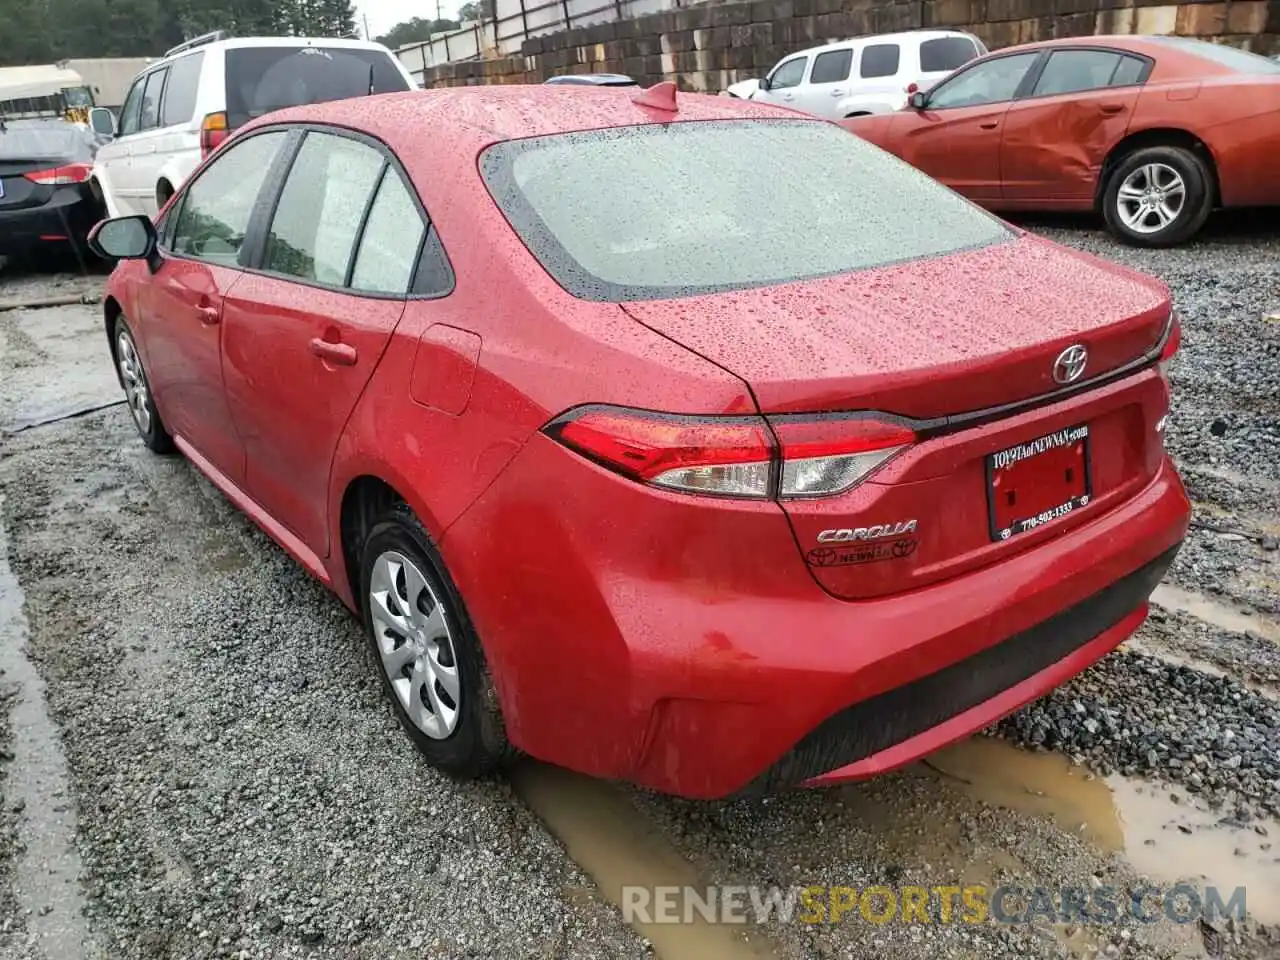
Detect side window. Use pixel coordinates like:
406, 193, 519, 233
860, 44, 901, 79
768, 57, 808, 90
263, 132, 385, 286
117, 78, 145, 136
810, 49, 853, 85
160, 52, 204, 127
350, 171, 427, 295
926, 52, 1040, 108
1033, 50, 1124, 97
138, 68, 168, 131
1110, 55, 1147, 87
919, 36, 980, 73
170, 131, 287, 266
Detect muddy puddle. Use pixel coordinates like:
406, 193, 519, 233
1151, 584, 1280, 642
517, 735, 1278, 960
513, 762, 780, 960
928, 737, 1280, 925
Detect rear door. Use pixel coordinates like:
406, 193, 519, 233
152, 51, 205, 200
1000, 48, 1147, 204
892, 51, 1041, 202
220, 128, 422, 556
138, 129, 292, 482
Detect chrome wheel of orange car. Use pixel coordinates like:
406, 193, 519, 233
1116, 163, 1185, 236
1102, 145, 1213, 248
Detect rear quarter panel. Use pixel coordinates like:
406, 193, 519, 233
1128, 77, 1280, 207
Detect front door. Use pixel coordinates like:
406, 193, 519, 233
754, 54, 809, 111
220, 129, 424, 556
136, 129, 291, 483
899, 51, 1042, 203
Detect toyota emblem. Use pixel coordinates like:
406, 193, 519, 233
1052, 344, 1088, 384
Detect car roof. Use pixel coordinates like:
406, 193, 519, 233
788, 29, 978, 59
159, 35, 394, 65
979, 33, 1197, 57
247, 84, 810, 154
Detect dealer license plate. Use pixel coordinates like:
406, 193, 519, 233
986, 424, 1091, 541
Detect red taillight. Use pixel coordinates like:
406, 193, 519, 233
771, 416, 916, 499
545, 406, 915, 500
23, 162, 93, 185
200, 112, 229, 159
548, 407, 774, 498
1157, 311, 1181, 379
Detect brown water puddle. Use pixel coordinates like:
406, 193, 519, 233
928, 737, 1280, 925
511, 761, 780, 960
1150, 583, 1280, 643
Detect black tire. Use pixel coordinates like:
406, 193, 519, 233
358, 503, 510, 778
112, 316, 174, 454
1101, 145, 1212, 248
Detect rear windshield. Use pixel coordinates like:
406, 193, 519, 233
920, 36, 980, 73
1146, 37, 1280, 74
480, 119, 1011, 302
0, 120, 94, 162
224, 46, 411, 127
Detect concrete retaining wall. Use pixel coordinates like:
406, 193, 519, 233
417, 0, 1280, 91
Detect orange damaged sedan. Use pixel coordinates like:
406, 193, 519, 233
841, 36, 1280, 247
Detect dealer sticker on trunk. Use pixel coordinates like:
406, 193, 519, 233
986, 423, 1092, 542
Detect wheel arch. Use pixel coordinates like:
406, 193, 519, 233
104, 296, 124, 387
1095, 128, 1221, 211
338, 474, 417, 617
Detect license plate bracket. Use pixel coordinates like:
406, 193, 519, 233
986, 424, 1092, 542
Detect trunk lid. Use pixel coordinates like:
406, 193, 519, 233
622, 232, 1173, 600
620, 233, 1170, 419
0, 158, 58, 209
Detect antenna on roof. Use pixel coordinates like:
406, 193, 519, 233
631, 80, 678, 112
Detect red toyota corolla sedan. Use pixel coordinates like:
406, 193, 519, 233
88, 82, 1190, 800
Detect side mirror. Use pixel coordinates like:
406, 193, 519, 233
908, 91, 928, 110
89, 106, 116, 138
758, 76, 771, 92
88, 215, 158, 265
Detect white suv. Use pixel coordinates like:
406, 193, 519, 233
728, 30, 987, 119
89, 33, 415, 219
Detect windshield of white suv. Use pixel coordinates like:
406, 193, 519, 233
224, 47, 412, 127
480, 118, 1012, 302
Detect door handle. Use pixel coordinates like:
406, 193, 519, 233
979, 121, 999, 129
830, 88, 846, 96
1099, 103, 1125, 115
197, 306, 219, 326
782, 93, 794, 101
309, 338, 357, 366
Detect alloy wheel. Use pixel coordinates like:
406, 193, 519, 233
1116, 162, 1186, 235
368, 550, 462, 739
116, 330, 152, 435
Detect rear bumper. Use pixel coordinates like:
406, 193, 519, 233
0, 189, 98, 255
443, 436, 1190, 800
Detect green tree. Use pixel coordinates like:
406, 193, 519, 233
457, 0, 494, 22
376, 17, 460, 50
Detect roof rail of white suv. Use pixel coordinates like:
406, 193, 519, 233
163, 30, 231, 59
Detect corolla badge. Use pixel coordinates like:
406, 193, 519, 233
1052, 344, 1088, 385
816, 520, 918, 543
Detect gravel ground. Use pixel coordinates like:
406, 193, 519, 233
1, 215, 1278, 960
